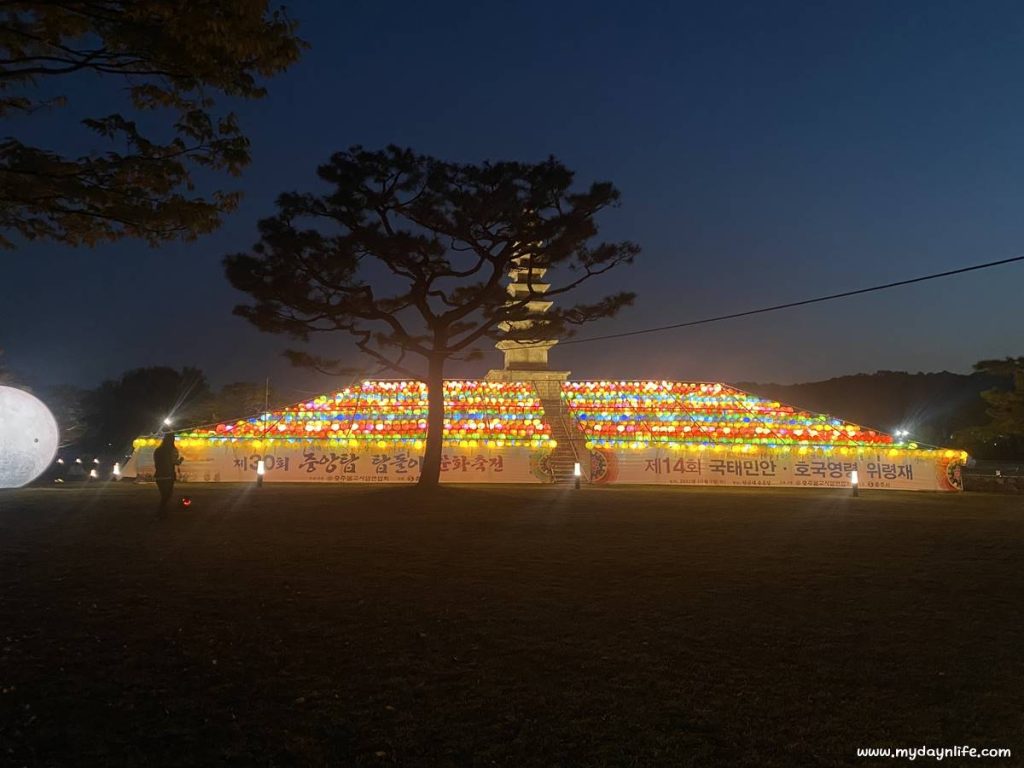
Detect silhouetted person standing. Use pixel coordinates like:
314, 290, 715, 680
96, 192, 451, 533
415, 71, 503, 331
153, 432, 180, 514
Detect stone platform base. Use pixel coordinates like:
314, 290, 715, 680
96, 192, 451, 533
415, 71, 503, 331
483, 369, 570, 399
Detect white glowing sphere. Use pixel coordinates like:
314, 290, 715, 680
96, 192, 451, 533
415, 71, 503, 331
0, 386, 60, 489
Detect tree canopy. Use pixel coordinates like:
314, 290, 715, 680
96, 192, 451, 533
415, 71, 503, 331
0, 1, 305, 247
28, 366, 277, 461
225, 145, 638, 485
79, 366, 210, 454
954, 357, 1024, 458
740, 370, 998, 449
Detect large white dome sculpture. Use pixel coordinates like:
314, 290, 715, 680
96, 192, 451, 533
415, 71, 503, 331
0, 386, 60, 489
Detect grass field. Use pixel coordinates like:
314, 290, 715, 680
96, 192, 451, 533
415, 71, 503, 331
1, 484, 1021, 767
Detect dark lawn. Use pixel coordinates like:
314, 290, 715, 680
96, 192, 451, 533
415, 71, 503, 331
0, 484, 1021, 767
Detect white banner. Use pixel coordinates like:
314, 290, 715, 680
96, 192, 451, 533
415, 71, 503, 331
124, 442, 551, 484
123, 441, 964, 491
588, 448, 964, 492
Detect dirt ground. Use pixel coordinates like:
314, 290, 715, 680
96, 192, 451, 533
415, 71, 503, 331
1, 483, 1021, 767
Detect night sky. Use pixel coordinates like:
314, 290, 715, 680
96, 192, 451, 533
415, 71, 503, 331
3, 0, 1024, 398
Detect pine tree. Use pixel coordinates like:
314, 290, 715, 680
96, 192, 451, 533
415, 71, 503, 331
225, 146, 638, 486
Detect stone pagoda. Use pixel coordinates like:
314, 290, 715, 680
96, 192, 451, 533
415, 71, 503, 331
485, 253, 569, 397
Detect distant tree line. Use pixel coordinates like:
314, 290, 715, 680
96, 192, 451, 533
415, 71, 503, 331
7, 357, 1024, 464
29, 367, 278, 461
739, 359, 1024, 460
951, 358, 1024, 459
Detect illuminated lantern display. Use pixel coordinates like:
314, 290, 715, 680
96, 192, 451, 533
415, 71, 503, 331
562, 380, 898, 452
134, 380, 555, 451
116, 255, 965, 490
119, 249, 966, 489
122, 379, 966, 490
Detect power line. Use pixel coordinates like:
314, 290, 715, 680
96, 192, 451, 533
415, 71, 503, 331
152, 256, 1020, 434
555, 254, 1024, 348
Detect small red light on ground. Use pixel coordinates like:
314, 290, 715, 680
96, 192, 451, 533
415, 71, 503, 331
181, 497, 192, 507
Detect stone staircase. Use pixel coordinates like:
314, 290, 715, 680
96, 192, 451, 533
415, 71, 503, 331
538, 393, 589, 485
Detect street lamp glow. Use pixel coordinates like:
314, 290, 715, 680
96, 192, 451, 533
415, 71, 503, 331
163, 417, 173, 426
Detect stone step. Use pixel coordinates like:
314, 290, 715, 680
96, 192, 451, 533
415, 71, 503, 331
538, 392, 590, 484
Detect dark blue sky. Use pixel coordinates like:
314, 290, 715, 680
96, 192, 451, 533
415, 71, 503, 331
3, 0, 1023, 396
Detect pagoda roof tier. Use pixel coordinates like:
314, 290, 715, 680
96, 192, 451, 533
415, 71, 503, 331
507, 283, 551, 296
507, 267, 548, 281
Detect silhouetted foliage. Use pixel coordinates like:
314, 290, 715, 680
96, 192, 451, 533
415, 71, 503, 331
0, 1, 305, 247
952, 358, 1024, 459
37, 384, 87, 448
59, 370, 275, 460
80, 366, 210, 454
197, 381, 276, 424
225, 146, 638, 485
738, 370, 1007, 452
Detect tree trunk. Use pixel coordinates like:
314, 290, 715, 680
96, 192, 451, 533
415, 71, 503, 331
418, 354, 446, 487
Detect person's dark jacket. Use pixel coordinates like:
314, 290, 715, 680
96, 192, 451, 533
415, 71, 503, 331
153, 443, 179, 480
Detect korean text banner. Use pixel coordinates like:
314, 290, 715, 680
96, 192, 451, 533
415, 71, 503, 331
588, 447, 963, 492
124, 442, 552, 484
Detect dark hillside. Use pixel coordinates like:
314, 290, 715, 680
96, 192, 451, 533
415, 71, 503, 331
736, 371, 1005, 446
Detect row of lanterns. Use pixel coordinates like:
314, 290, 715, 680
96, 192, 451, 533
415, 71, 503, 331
131, 379, 959, 458
580, 440, 965, 459
563, 380, 893, 448
166, 380, 553, 447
